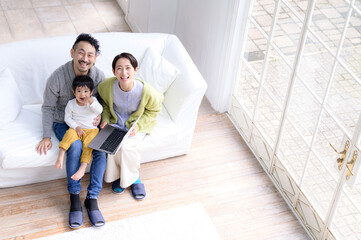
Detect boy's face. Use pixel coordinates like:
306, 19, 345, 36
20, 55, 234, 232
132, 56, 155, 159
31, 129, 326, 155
73, 86, 93, 106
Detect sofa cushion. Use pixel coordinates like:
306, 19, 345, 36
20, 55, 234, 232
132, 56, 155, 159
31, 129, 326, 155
136, 48, 179, 93
0, 104, 59, 169
0, 68, 23, 129
0, 104, 178, 169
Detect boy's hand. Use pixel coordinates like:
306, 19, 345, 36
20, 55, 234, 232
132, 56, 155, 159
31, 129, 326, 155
87, 96, 94, 105
75, 126, 86, 137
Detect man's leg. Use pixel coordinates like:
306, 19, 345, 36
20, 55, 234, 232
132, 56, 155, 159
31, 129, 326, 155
53, 122, 83, 228
84, 149, 107, 227
87, 150, 106, 198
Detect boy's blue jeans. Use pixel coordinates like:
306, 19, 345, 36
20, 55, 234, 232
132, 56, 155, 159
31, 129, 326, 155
53, 122, 107, 199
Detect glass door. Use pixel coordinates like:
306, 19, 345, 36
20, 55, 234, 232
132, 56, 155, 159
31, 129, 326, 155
229, 0, 361, 239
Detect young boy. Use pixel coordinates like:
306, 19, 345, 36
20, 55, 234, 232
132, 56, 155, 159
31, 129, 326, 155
55, 75, 103, 181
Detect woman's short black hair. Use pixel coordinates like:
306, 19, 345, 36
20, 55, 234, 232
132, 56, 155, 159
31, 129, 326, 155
72, 33, 100, 55
112, 52, 138, 70
72, 75, 94, 92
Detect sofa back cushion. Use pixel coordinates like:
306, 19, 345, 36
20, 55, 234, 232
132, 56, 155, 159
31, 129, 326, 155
0, 68, 23, 128
136, 47, 179, 93
0, 36, 73, 105
0, 32, 171, 105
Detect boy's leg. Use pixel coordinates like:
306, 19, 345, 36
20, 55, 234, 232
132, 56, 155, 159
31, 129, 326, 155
55, 148, 66, 169
71, 162, 88, 181
56, 129, 80, 169
79, 129, 99, 165
71, 129, 99, 181
53, 122, 83, 195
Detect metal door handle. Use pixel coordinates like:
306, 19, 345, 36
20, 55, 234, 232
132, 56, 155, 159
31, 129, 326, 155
346, 151, 358, 180
330, 140, 350, 170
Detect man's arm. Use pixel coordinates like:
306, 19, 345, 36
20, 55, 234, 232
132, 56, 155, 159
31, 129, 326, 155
36, 73, 60, 155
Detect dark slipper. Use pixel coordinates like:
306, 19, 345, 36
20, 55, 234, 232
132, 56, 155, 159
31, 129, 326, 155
86, 208, 105, 227
85, 199, 105, 227
131, 183, 146, 200
69, 209, 83, 229
112, 179, 125, 194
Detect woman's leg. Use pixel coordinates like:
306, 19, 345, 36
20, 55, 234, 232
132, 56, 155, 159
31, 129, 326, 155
118, 133, 146, 188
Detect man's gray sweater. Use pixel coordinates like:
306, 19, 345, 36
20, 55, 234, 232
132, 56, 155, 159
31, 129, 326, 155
41, 61, 105, 138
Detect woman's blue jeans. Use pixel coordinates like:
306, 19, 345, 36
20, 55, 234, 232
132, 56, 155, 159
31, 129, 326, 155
53, 122, 107, 199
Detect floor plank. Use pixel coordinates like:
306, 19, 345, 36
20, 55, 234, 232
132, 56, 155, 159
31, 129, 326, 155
0, 98, 310, 240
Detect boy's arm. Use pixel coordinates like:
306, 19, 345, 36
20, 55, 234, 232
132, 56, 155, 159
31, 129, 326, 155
89, 97, 103, 115
64, 101, 78, 129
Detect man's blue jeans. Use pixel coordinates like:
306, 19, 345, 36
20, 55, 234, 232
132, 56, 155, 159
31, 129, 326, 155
53, 122, 107, 199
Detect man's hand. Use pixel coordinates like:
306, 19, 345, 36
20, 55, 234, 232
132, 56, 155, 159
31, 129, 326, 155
35, 137, 52, 155
93, 114, 101, 127
75, 126, 86, 137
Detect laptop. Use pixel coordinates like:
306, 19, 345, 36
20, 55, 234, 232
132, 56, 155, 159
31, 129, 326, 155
89, 116, 140, 155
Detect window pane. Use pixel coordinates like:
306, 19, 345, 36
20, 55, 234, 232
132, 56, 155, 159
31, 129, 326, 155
278, 119, 310, 183
272, 2, 303, 65
313, 110, 346, 179
287, 78, 321, 144
286, 0, 308, 19
264, 47, 293, 106
298, 33, 335, 100
302, 153, 338, 220
339, 11, 361, 80
243, 22, 267, 77
252, 0, 276, 36
311, 0, 349, 53
236, 65, 259, 117
326, 65, 361, 135
256, 90, 282, 145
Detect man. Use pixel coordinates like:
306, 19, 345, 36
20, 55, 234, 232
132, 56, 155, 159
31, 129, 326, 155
36, 33, 106, 228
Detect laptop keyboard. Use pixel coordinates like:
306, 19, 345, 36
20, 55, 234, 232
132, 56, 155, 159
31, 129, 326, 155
100, 128, 127, 152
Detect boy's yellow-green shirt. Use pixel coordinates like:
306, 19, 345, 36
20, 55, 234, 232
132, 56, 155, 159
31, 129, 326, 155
98, 77, 164, 133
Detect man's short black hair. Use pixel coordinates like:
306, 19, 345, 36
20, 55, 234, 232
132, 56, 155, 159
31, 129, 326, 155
72, 33, 100, 55
72, 75, 94, 92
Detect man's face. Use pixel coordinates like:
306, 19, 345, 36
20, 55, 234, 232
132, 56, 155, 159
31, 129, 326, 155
71, 41, 97, 76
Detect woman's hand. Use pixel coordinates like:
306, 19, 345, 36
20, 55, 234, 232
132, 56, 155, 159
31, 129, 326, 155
100, 121, 108, 129
130, 124, 138, 136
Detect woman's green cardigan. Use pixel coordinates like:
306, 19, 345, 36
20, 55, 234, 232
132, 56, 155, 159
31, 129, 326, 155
98, 77, 164, 133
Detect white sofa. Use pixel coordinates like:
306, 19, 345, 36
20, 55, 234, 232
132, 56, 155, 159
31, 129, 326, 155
0, 32, 207, 188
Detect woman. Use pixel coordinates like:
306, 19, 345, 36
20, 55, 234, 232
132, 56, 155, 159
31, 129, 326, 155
98, 52, 163, 200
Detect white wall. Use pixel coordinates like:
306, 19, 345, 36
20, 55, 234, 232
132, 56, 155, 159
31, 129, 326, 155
123, 0, 250, 113
124, 0, 178, 34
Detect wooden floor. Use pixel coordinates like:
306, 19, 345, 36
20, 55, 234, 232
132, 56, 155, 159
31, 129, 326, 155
0, 99, 310, 240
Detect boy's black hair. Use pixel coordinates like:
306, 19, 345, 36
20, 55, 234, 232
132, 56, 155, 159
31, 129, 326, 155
72, 75, 94, 92
112, 52, 138, 70
72, 33, 100, 55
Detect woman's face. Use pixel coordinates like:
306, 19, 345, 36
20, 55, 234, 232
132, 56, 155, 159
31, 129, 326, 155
113, 57, 138, 89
